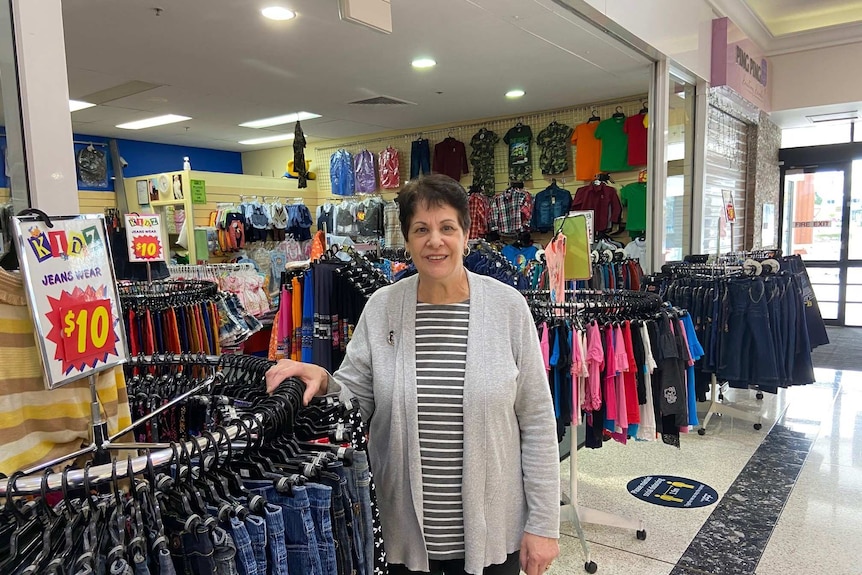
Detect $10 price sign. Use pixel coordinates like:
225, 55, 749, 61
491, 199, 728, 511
125, 214, 165, 262
11, 214, 128, 389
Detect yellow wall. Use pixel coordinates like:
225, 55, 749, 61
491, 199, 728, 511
0, 188, 115, 215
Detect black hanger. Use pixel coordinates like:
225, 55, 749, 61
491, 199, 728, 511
613, 106, 626, 119
640, 101, 648, 114
588, 109, 601, 122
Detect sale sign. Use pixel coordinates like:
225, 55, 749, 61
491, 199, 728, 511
12, 214, 128, 389
125, 214, 165, 262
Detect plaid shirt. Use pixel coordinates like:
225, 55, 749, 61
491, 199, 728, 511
490, 188, 533, 234
384, 200, 405, 248
468, 192, 491, 239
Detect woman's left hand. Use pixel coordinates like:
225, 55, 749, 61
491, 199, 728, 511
520, 532, 560, 575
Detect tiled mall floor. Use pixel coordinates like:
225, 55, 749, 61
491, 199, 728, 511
550, 364, 862, 575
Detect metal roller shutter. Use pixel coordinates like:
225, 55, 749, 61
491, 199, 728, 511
703, 106, 749, 255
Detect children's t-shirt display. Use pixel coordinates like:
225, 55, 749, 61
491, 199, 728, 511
620, 181, 647, 232
594, 116, 631, 172
571, 121, 602, 181
503, 124, 533, 182
536, 121, 573, 175
469, 128, 499, 194
501, 243, 539, 271
624, 113, 648, 166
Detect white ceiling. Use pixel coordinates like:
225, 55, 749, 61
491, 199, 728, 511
61, 0, 652, 152
745, 0, 862, 37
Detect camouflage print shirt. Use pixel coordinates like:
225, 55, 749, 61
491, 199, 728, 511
470, 128, 499, 196
537, 121, 573, 175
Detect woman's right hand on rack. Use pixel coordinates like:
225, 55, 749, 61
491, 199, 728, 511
265, 359, 328, 405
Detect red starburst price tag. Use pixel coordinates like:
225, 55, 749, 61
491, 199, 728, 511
131, 235, 163, 261
59, 299, 114, 365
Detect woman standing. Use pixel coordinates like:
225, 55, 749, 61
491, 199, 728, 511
266, 174, 560, 575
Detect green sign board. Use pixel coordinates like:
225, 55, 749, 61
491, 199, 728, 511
190, 179, 207, 204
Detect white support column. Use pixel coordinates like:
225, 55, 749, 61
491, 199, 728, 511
647, 59, 670, 273
690, 78, 710, 254
11, 0, 79, 214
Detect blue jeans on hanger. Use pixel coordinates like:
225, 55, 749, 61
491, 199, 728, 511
410, 139, 431, 179
210, 527, 240, 575
344, 451, 375, 575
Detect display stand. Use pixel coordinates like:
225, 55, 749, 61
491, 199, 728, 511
697, 374, 764, 435
561, 444, 646, 573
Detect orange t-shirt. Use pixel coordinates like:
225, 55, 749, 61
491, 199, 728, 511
571, 121, 602, 181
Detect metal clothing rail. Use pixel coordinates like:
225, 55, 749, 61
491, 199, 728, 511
0, 353, 296, 496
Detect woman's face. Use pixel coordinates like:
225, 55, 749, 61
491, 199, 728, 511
406, 201, 468, 285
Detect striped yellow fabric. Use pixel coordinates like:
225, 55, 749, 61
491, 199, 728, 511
0, 270, 132, 475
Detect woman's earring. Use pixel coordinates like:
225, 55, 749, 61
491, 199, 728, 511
405, 249, 411, 261
463, 246, 470, 257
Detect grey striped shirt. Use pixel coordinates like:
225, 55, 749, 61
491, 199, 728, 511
415, 301, 469, 559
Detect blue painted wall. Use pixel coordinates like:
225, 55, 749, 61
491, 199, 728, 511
0, 130, 242, 191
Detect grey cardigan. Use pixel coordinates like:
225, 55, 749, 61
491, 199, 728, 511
328, 270, 560, 574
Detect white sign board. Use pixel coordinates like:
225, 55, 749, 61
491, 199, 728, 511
124, 213, 166, 262
12, 214, 128, 389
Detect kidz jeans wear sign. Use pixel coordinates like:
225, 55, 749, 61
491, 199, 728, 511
124, 213, 166, 262
12, 214, 128, 389
711, 17, 772, 112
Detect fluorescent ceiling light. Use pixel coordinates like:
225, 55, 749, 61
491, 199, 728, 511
806, 111, 858, 124
69, 100, 96, 112
239, 111, 321, 129
262, 6, 296, 20
238, 133, 295, 145
116, 114, 192, 130
505, 89, 525, 99
411, 58, 436, 69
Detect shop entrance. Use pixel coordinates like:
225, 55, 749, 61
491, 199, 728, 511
781, 162, 862, 326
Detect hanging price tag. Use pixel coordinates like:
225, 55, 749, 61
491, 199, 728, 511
131, 235, 162, 260
11, 214, 128, 389
125, 214, 166, 262
59, 299, 114, 364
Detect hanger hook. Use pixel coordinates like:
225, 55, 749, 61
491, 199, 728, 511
16, 208, 54, 228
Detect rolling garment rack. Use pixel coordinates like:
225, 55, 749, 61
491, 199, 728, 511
523, 288, 662, 574
656, 260, 779, 434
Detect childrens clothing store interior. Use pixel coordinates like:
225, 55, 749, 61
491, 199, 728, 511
1, 0, 861, 574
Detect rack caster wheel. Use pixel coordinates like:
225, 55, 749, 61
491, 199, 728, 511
585, 561, 598, 573
697, 428, 706, 435
756, 392, 764, 400
636, 529, 647, 540
754, 423, 763, 430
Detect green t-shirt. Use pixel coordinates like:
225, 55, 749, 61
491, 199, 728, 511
504, 125, 533, 181
594, 116, 631, 172
620, 182, 647, 232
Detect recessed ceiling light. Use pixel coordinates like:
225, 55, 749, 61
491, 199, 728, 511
239, 111, 321, 129
262, 6, 296, 20
238, 133, 296, 145
116, 114, 192, 130
411, 58, 436, 69
69, 100, 96, 112
506, 89, 525, 99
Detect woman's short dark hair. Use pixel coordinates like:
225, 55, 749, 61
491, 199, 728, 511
398, 174, 470, 239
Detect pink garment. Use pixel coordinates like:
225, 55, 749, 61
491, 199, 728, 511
585, 322, 604, 411
544, 233, 566, 307
614, 324, 629, 432
379, 146, 400, 189
571, 329, 584, 424
604, 325, 617, 422
540, 322, 551, 372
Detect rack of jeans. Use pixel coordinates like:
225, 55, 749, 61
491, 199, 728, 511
649, 258, 818, 434
0, 353, 382, 575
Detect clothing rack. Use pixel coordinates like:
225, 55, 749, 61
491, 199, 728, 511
0, 352, 290, 496
168, 262, 257, 281
523, 288, 658, 573
118, 278, 219, 308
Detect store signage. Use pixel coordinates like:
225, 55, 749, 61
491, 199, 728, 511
12, 214, 128, 389
722, 189, 736, 223
793, 221, 831, 228
627, 475, 719, 509
190, 179, 207, 204
124, 214, 166, 262
711, 17, 771, 112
